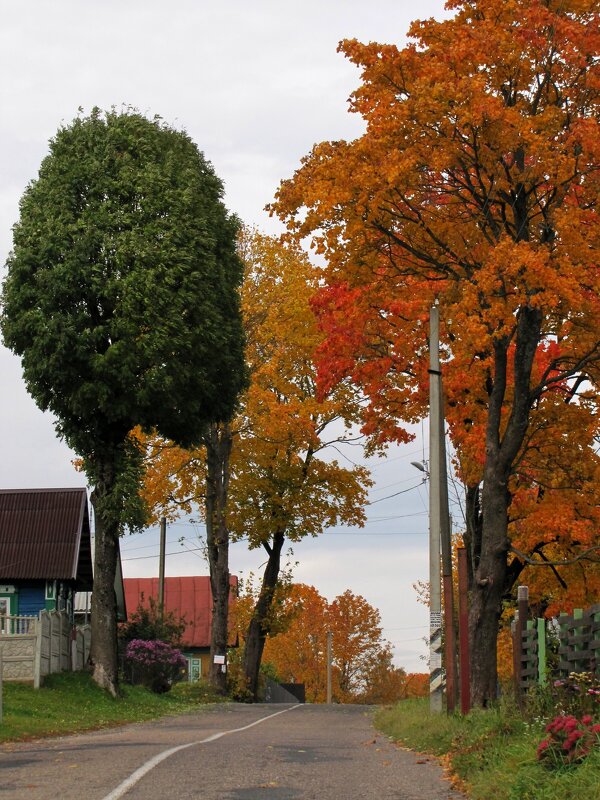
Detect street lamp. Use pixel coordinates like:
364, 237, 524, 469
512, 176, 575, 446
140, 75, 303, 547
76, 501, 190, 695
410, 461, 428, 475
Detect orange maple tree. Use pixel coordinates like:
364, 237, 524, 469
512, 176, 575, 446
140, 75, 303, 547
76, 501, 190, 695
258, 583, 409, 704
272, 0, 600, 705
142, 229, 371, 698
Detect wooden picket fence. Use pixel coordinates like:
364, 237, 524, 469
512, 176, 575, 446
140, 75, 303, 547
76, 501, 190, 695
512, 587, 600, 695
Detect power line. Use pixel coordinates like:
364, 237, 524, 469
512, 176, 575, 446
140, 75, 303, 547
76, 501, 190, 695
367, 482, 425, 505
324, 531, 427, 536
369, 474, 428, 494
122, 546, 204, 562
367, 511, 428, 522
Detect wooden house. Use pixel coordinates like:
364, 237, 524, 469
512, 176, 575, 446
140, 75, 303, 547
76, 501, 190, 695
0, 488, 94, 627
123, 576, 238, 681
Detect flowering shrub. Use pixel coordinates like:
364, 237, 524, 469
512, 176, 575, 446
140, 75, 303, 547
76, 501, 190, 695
551, 671, 600, 717
536, 714, 600, 769
125, 639, 188, 693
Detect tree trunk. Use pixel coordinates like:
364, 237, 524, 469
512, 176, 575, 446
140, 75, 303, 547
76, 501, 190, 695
205, 422, 233, 694
89, 462, 120, 697
243, 530, 286, 701
468, 468, 510, 706
467, 306, 542, 706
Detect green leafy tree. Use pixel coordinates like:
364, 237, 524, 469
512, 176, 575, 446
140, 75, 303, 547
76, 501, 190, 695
1, 109, 245, 696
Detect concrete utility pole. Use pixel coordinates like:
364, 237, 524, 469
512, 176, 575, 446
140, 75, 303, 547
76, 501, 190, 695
158, 517, 166, 619
428, 305, 443, 713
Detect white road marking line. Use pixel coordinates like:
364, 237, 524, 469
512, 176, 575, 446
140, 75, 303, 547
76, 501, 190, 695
101, 705, 301, 800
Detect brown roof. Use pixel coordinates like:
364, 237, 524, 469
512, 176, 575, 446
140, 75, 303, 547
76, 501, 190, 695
0, 488, 93, 589
123, 576, 237, 649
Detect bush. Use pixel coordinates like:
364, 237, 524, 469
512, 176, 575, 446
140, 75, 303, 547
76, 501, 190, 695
537, 714, 600, 769
124, 639, 188, 693
551, 672, 600, 717
526, 670, 600, 721
119, 596, 186, 648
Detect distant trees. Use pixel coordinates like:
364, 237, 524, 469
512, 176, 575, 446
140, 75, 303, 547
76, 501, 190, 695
257, 583, 415, 705
1, 109, 245, 696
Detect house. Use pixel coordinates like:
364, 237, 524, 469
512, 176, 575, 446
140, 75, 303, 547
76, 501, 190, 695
123, 576, 238, 681
0, 488, 94, 627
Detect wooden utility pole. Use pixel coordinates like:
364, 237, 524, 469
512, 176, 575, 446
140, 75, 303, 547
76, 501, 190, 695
428, 305, 443, 713
326, 631, 333, 704
457, 547, 470, 714
440, 419, 457, 712
158, 517, 166, 619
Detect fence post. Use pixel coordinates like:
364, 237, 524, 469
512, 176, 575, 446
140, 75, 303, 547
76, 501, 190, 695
523, 619, 538, 692
0, 646, 3, 723
537, 618, 546, 686
513, 586, 528, 704
573, 608, 585, 672
558, 612, 569, 676
594, 607, 600, 679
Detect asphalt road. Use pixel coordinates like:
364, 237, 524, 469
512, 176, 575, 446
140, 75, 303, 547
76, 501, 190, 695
0, 703, 465, 799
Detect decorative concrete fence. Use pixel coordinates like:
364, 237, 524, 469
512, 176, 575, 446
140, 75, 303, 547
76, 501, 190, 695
0, 611, 91, 688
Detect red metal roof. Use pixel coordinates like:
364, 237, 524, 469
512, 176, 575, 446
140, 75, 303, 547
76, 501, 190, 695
0, 488, 93, 588
123, 576, 237, 649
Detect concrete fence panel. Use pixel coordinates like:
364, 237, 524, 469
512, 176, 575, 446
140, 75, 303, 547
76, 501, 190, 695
1, 612, 90, 687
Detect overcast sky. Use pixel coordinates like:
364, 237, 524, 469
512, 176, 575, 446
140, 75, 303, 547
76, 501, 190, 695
0, 0, 452, 672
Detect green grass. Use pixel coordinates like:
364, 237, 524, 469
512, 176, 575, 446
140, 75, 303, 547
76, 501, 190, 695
0, 673, 225, 742
375, 698, 600, 800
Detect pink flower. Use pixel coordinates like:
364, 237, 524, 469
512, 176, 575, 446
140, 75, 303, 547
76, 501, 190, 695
536, 740, 549, 756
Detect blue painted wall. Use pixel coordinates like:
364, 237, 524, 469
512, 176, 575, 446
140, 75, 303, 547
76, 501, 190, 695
18, 585, 45, 616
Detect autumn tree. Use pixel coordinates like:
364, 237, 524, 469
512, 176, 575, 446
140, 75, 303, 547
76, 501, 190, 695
261, 584, 329, 703
1, 109, 245, 695
235, 233, 373, 699
261, 584, 405, 704
142, 229, 371, 698
272, 0, 600, 706
327, 590, 394, 701
358, 651, 408, 705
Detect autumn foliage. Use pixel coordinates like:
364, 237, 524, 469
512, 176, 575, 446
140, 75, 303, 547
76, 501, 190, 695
272, 0, 600, 705
141, 229, 371, 696
142, 229, 370, 537
237, 583, 423, 704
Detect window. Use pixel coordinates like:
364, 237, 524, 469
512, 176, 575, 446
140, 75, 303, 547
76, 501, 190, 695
0, 597, 9, 634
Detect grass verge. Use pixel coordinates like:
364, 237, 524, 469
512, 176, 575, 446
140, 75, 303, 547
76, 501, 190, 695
375, 698, 600, 800
0, 672, 225, 743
